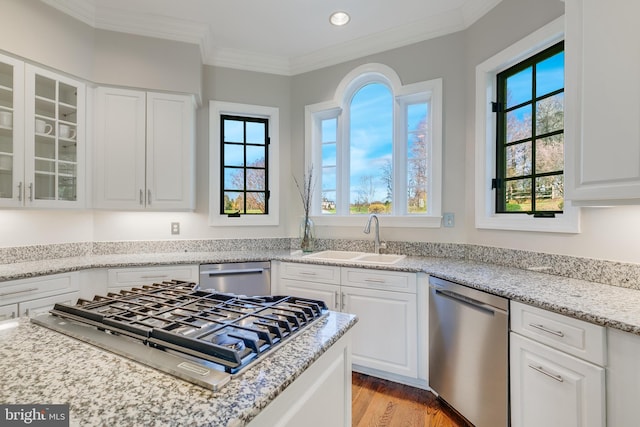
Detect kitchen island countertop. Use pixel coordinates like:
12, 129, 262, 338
1, 249, 640, 335
0, 310, 356, 427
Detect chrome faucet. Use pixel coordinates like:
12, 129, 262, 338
363, 214, 386, 254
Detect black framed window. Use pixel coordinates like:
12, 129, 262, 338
494, 41, 564, 215
220, 115, 269, 215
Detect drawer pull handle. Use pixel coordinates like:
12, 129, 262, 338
0, 287, 39, 297
341, 292, 346, 310
529, 323, 565, 337
364, 278, 386, 283
528, 364, 564, 382
299, 271, 317, 276
335, 291, 339, 309
140, 275, 169, 279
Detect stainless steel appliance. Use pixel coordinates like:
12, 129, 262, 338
429, 276, 509, 427
32, 280, 327, 391
199, 261, 271, 296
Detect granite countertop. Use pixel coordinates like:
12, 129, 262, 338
0, 311, 357, 427
1, 249, 640, 334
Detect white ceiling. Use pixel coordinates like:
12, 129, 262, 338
41, 0, 503, 76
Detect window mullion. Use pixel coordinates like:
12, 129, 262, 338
338, 106, 350, 215
394, 99, 407, 215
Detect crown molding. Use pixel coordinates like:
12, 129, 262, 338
40, 0, 96, 26
40, 0, 503, 76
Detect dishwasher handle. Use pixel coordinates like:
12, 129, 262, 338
200, 268, 267, 276
432, 287, 506, 316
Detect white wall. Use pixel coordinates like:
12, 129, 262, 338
463, 0, 640, 264
3, 0, 640, 265
290, 32, 469, 244
91, 65, 293, 241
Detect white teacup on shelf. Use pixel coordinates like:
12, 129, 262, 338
0, 111, 12, 129
35, 119, 53, 135
59, 124, 76, 140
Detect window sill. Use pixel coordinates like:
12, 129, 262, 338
209, 214, 279, 227
311, 215, 442, 228
475, 205, 580, 234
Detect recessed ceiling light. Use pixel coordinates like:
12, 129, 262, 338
330, 11, 350, 26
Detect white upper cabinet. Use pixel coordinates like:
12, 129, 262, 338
93, 87, 195, 210
0, 57, 86, 208
25, 65, 86, 208
565, 0, 640, 205
0, 53, 24, 207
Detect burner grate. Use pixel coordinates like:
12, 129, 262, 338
49, 280, 328, 373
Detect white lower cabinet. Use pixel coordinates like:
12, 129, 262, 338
247, 330, 352, 427
510, 333, 605, 427
0, 272, 80, 318
606, 327, 640, 427
510, 301, 605, 427
107, 265, 198, 293
0, 303, 18, 320
274, 261, 424, 385
342, 284, 417, 378
19, 291, 78, 317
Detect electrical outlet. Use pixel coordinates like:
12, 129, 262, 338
171, 222, 180, 235
443, 213, 455, 228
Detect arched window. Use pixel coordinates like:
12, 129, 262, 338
305, 63, 442, 228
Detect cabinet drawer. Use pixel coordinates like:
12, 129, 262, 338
279, 262, 341, 285
0, 272, 79, 305
342, 268, 416, 293
107, 265, 198, 289
511, 301, 606, 366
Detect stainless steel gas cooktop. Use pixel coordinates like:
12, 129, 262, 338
32, 280, 328, 391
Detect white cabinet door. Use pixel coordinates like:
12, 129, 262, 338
343, 285, 417, 378
279, 278, 340, 311
510, 333, 605, 427
146, 92, 195, 210
606, 327, 640, 427
94, 88, 195, 210
93, 87, 146, 209
0, 53, 24, 207
24, 64, 86, 208
0, 304, 18, 321
565, 0, 640, 205
19, 291, 79, 317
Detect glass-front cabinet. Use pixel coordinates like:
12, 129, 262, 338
25, 64, 85, 207
0, 53, 24, 206
0, 57, 85, 208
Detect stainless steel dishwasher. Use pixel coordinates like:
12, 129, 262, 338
198, 261, 271, 296
429, 276, 509, 427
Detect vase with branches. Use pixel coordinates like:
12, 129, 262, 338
294, 165, 316, 252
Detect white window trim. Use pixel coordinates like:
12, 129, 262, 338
209, 101, 280, 226
474, 16, 580, 233
304, 63, 443, 228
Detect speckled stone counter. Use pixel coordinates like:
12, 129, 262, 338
2, 248, 640, 335
0, 311, 357, 427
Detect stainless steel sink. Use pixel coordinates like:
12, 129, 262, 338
303, 250, 406, 265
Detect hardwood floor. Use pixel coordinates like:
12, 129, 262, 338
352, 373, 472, 427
